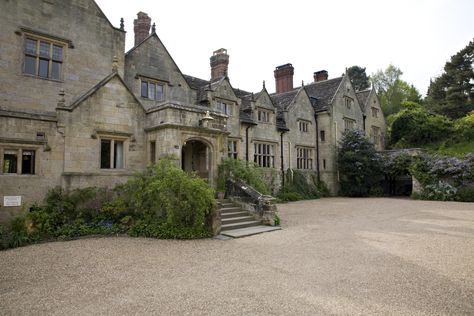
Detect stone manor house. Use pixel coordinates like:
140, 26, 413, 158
0, 0, 386, 220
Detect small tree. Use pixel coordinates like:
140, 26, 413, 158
347, 65, 370, 91
337, 130, 383, 196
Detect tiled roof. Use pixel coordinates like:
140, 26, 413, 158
270, 90, 298, 111
183, 74, 209, 90
233, 88, 252, 98
356, 89, 371, 112
304, 77, 344, 112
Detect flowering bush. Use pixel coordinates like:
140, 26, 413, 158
423, 181, 458, 201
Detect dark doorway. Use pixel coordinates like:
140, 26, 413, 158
181, 140, 210, 181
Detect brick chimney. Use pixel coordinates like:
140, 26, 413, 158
314, 70, 328, 82
274, 64, 294, 93
210, 48, 229, 82
133, 12, 151, 46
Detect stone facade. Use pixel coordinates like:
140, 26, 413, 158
0, 0, 386, 221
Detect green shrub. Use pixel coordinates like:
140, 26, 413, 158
0, 156, 217, 250
278, 170, 321, 201
457, 187, 474, 202
217, 158, 271, 194
274, 214, 281, 226
277, 191, 303, 202
337, 130, 383, 197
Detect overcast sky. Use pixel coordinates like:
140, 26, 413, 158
96, 0, 473, 96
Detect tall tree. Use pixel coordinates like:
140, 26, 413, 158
347, 65, 370, 91
371, 64, 421, 116
426, 40, 474, 119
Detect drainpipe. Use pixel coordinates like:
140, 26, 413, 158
315, 113, 320, 184
280, 132, 285, 187
245, 125, 251, 162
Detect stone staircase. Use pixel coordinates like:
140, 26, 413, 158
218, 199, 281, 238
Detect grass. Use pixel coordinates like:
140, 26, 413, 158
423, 140, 474, 157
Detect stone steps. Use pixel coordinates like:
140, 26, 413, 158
217, 199, 282, 239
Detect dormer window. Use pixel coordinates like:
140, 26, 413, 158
257, 109, 271, 123
344, 97, 353, 109
217, 101, 232, 116
371, 107, 379, 118
141, 79, 164, 101
298, 120, 310, 132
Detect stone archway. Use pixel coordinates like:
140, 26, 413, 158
181, 139, 212, 182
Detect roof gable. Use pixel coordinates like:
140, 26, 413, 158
58, 72, 145, 112
304, 77, 344, 112
125, 33, 191, 90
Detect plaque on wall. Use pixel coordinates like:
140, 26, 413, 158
3, 196, 22, 207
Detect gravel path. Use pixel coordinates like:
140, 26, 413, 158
1, 198, 473, 315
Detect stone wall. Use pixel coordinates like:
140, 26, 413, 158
0, 0, 125, 114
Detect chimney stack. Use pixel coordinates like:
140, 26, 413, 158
210, 48, 229, 82
274, 64, 294, 94
134, 12, 151, 47
313, 70, 328, 82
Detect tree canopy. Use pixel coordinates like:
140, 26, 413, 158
347, 65, 370, 91
426, 40, 474, 119
371, 64, 422, 116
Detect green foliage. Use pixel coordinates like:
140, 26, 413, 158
454, 112, 474, 141
383, 150, 413, 178
1, 156, 216, 250
426, 40, 474, 119
389, 102, 454, 147
337, 130, 383, 197
371, 64, 422, 116
129, 220, 212, 239
274, 213, 281, 226
278, 170, 320, 201
347, 65, 370, 91
456, 186, 474, 202
277, 191, 303, 202
217, 158, 270, 195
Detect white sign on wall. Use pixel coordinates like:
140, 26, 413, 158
3, 196, 22, 207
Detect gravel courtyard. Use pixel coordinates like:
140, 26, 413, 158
1, 198, 473, 315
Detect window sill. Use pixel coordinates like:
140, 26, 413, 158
23, 73, 63, 83
0, 174, 39, 177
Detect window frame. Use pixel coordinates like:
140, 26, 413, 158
371, 107, 379, 118
23, 35, 65, 81
99, 137, 126, 170
227, 140, 238, 159
0, 146, 38, 175
296, 146, 313, 170
298, 120, 310, 133
257, 109, 272, 123
253, 142, 275, 168
343, 117, 356, 131
320, 130, 326, 142
140, 79, 165, 101
216, 100, 232, 116
371, 126, 381, 145
344, 97, 353, 110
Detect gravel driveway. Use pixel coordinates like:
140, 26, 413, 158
1, 198, 473, 315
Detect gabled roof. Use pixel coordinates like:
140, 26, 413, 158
270, 90, 299, 111
183, 74, 209, 90
303, 77, 344, 112
356, 89, 371, 112
125, 32, 192, 91
58, 72, 145, 112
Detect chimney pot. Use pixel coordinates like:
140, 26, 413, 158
210, 48, 229, 82
133, 12, 151, 47
314, 70, 328, 82
274, 63, 294, 93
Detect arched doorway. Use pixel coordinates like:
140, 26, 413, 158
181, 140, 211, 182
